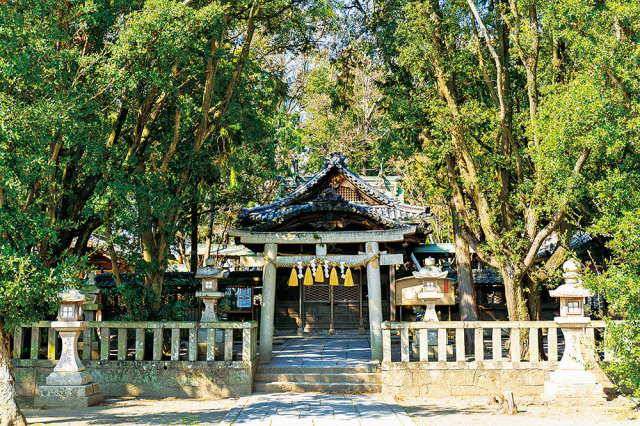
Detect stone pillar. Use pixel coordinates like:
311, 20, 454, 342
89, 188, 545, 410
259, 243, 277, 362
389, 266, 396, 322
366, 241, 382, 361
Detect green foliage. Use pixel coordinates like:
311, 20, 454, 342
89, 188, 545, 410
585, 173, 640, 397
101, 273, 198, 321
0, 250, 84, 331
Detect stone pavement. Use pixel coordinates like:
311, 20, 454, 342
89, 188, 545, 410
270, 336, 373, 366
220, 392, 415, 425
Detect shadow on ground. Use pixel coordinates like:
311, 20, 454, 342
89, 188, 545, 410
19, 397, 234, 426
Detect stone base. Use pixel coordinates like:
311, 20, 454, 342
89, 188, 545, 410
543, 369, 605, 401
46, 370, 93, 386
542, 381, 605, 401
34, 383, 103, 408
549, 369, 597, 384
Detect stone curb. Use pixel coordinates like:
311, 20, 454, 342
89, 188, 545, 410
219, 395, 251, 426
383, 395, 416, 426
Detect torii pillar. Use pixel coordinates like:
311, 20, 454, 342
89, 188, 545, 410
366, 241, 383, 361
260, 243, 277, 362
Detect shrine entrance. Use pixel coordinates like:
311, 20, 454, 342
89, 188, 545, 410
230, 154, 431, 362
301, 276, 364, 334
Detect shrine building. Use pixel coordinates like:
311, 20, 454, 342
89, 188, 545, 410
229, 153, 431, 362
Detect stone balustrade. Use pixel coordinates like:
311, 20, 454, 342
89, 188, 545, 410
13, 320, 258, 363
381, 320, 615, 397
382, 320, 612, 365
12, 321, 258, 399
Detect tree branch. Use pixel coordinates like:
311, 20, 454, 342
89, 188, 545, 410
521, 148, 591, 274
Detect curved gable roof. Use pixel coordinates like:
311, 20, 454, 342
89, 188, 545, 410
237, 153, 431, 232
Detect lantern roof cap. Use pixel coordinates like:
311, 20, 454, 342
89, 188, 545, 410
58, 288, 90, 303
550, 258, 593, 298
549, 283, 592, 298
195, 266, 227, 279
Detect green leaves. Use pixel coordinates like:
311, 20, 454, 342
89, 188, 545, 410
0, 249, 84, 331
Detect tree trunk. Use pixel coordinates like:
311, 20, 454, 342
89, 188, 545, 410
525, 273, 542, 321
502, 270, 530, 360
0, 317, 28, 426
451, 200, 478, 353
501, 268, 530, 322
190, 202, 198, 273
203, 208, 215, 262
145, 269, 165, 313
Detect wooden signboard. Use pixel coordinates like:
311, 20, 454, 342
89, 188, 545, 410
395, 276, 455, 306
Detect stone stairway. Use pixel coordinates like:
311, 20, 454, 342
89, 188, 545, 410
254, 336, 382, 393
254, 362, 382, 393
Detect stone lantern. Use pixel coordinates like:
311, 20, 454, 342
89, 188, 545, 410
195, 259, 228, 356
413, 258, 448, 349
543, 259, 604, 401
34, 289, 103, 408
82, 272, 102, 322
415, 258, 447, 322
195, 258, 227, 323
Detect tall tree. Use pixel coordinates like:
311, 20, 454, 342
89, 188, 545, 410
382, 0, 639, 323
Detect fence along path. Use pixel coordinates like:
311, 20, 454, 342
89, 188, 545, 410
12, 321, 258, 363
382, 320, 613, 367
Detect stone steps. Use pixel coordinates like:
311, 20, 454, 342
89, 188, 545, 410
256, 372, 381, 383
254, 381, 381, 393
255, 364, 381, 394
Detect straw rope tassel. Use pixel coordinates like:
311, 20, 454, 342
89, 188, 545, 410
304, 267, 314, 286
288, 267, 298, 287
344, 268, 354, 287
315, 266, 324, 282
329, 267, 339, 286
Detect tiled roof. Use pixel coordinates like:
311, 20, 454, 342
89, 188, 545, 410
472, 268, 503, 285
237, 153, 430, 231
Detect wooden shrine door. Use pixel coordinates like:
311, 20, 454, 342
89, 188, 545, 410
301, 272, 365, 334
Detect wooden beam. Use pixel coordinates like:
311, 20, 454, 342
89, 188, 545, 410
239, 252, 403, 268
229, 227, 416, 244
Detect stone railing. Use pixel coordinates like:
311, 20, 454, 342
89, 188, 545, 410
12, 320, 258, 362
12, 321, 258, 399
380, 320, 612, 397
382, 320, 611, 366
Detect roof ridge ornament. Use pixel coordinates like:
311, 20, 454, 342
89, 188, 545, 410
324, 152, 348, 168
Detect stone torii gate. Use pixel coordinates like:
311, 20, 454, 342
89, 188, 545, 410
229, 153, 430, 363
230, 229, 409, 362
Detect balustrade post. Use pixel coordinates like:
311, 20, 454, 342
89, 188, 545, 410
474, 327, 483, 362
530, 327, 539, 362
242, 326, 251, 361
13, 327, 24, 359
117, 328, 127, 360
400, 327, 410, 362
153, 328, 163, 361
455, 328, 465, 362
47, 327, 57, 361
492, 328, 502, 361
548, 327, 558, 362
382, 326, 391, 363
30, 327, 41, 360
